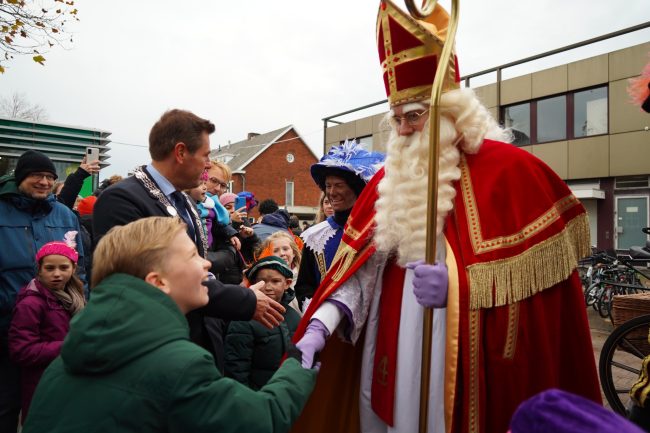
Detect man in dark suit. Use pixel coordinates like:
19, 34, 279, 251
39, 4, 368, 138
94, 109, 284, 370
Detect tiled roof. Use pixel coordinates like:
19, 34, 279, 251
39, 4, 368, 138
210, 125, 293, 171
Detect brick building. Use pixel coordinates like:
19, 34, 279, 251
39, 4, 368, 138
210, 125, 321, 220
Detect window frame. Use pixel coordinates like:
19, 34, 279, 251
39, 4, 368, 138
535, 94, 568, 144
500, 84, 608, 146
571, 85, 609, 139
285, 180, 294, 207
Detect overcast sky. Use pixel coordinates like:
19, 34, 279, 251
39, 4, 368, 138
2, 0, 649, 177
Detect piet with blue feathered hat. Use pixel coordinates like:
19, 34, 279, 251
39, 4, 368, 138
296, 140, 385, 309
310, 140, 385, 197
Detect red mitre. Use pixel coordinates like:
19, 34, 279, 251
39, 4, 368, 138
377, 0, 461, 107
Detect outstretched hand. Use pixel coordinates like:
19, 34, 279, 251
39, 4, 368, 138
296, 319, 329, 369
405, 260, 449, 308
250, 281, 285, 329
286, 342, 320, 371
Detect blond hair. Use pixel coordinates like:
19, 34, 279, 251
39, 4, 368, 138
210, 160, 232, 182
92, 217, 186, 288
256, 231, 302, 269
314, 192, 327, 224
107, 174, 123, 185
375, 87, 510, 265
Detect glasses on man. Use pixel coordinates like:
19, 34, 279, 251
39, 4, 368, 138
208, 177, 228, 189
392, 109, 429, 126
28, 172, 56, 182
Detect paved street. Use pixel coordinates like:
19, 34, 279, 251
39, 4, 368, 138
588, 307, 614, 409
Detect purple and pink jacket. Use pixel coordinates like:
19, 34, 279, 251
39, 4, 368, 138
8, 278, 72, 422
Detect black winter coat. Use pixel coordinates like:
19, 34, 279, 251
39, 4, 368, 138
209, 222, 245, 285
224, 291, 301, 390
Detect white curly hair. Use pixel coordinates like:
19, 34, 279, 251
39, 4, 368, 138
373, 87, 511, 265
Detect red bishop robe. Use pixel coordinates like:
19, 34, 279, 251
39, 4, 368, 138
290, 140, 601, 433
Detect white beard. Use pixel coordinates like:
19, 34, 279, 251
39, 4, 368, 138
373, 116, 462, 266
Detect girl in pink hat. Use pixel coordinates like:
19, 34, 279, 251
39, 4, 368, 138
8, 232, 86, 423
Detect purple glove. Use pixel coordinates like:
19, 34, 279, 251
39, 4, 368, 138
295, 318, 330, 369
405, 260, 449, 308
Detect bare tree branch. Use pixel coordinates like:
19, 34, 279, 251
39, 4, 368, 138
0, 92, 49, 121
0, 0, 79, 73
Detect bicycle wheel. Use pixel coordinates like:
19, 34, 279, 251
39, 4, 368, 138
598, 285, 613, 318
585, 282, 600, 307
599, 314, 650, 414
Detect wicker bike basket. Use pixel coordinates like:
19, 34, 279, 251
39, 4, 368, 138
611, 292, 650, 355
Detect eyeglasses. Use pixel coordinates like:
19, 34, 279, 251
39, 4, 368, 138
28, 172, 56, 182
392, 109, 429, 126
208, 177, 228, 189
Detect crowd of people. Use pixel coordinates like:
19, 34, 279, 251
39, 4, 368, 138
2, 1, 650, 432
0, 106, 370, 432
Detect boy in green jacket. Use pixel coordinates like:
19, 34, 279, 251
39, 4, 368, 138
225, 256, 302, 389
23, 217, 317, 433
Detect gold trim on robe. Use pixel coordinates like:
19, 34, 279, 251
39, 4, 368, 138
467, 214, 590, 309
444, 237, 460, 433
468, 309, 480, 433
503, 303, 520, 360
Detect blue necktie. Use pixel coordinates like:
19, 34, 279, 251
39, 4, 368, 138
170, 191, 197, 242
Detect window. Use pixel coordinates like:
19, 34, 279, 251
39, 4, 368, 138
0, 155, 17, 177
616, 175, 650, 189
285, 181, 294, 207
574, 87, 607, 138
503, 103, 530, 145
537, 95, 566, 143
501, 85, 607, 146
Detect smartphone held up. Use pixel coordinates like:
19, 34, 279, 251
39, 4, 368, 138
86, 147, 100, 163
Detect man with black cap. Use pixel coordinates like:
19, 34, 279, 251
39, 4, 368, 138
0, 150, 85, 433
294, 140, 384, 308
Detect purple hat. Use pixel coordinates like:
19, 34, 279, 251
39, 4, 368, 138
510, 389, 644, 433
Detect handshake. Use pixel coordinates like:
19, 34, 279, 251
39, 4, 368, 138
292, 261, 448, 370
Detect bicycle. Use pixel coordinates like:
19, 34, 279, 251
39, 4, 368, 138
584, 252, 647, 318
599, 313, 650, 414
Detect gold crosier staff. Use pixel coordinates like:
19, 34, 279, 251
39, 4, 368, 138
403, 0, 459, 432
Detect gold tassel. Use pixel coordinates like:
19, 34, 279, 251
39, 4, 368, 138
331, 242, 359, 282
467, 213, 590, 310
